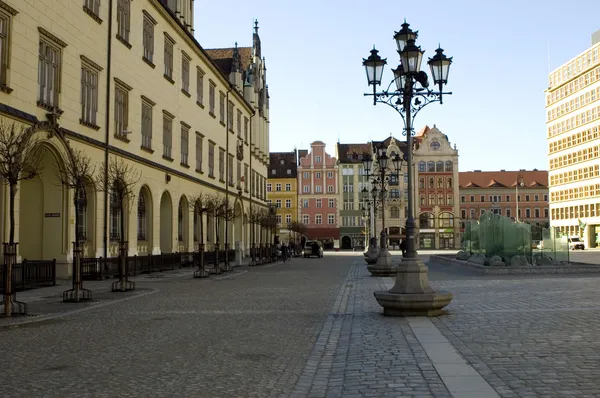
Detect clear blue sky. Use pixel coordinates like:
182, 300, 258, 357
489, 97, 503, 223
194, 0, 600, 172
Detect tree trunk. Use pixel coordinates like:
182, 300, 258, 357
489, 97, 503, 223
199, 212, 204, 270
73, 190, 82, 301
119, 201, 126, 291
3, 184, 16, 316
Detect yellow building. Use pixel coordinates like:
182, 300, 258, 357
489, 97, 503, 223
267, 151, 298, 242
0, 0, 270, 277
546, 31, 600, 248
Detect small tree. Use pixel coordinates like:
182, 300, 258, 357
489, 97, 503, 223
97, 157, 140, 292
57, 146, 95, 302
189, 192, 210, 277
247, 204, 263, 264
0, 121, 42, 316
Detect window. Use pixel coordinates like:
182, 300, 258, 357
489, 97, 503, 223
328, 214, 335, 224
116, 0, 131, 44
534, 194, 539, 202
244, 117, 249, 142
316, 199, 322, 208
544, 208, 549, 218
480, 195, 485, 202
303, 172, 309, 179
439, 213, 454, 228
181, 53, 190, 94
218, 148, 225, 181
419, 213, 435, 228
328, 185, 334, 193
470, 195, 474, 202
109, 190, 121, 241
236, 160, 241, 189
195, 133, 203, 172
114, 79, 131, 139
418, 161, 426, 172
302, 214, 309, 224
38, 31, 66, 109
141, 97, 154, 150
266, 183, 272, 192
162, 111, 173, 158
460, 196, 465, 203
195, 67, 204, 105
447, 195, 453, 205
163, 34, 174, 81
315, 156, 322, 163
315, 215, 322, 225
315, 185, 322, 193
275, 199, 282, 208
535, 208, 540, 218
80, 59, 101, 127
315, 172, 321, 179
544, 194, 548, 201
276, 214, 282, 226
208, 141, 215, 178
209, 81, 216, 115
506, 195, 510, 202
285, 214, 292, 224
228, 154, 234, 185
436, 161, 444, 172
285, 183, 291, 191
237, 110, 242, 137
219, 92, 225, 124
525, 208, 531, 218
506, 208, 511, 218
244, 165, 249, 192
285, 199, 291, 208
328, 199, 334, 207
303, 199, 309, 208
327, 172, 333, 178
391, 207, 400, 218
0, 7, 14, 90
445, 161, 453, 172
142, 12, 156, 64
303, 185, 309, 193
427, 161, 435, 172
137, 193, 147, 240
84, 0, 101, 20
276, 183, 281, 192
227, 101, 234, 131
75, 188, 87, 241
180, 123, 189, 166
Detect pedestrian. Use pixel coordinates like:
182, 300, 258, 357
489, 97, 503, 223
400, 239, 406, 257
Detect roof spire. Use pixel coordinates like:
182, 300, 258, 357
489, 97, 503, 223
254, 19, 259, 34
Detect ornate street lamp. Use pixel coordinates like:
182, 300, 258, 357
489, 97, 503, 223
362, 21, 453, 317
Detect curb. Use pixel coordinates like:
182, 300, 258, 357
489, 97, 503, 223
0, 288, 159, 328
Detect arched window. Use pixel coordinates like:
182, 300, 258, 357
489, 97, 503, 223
109, 190, 121, 241
419, 213, 435, 228
427, 161, 435, 172
439, 212, 454, 228
390, 207, 400, 218
178, 201, 184, 242
436, 161, 444, 172
137, 193, 147, 241
445, 161, 453, 171
418, 161, 426, 172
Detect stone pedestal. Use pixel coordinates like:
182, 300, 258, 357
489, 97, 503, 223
367, 248, 397, 276
374, 256, 452, 316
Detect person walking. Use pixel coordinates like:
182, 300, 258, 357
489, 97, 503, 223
400, 239, 406, 257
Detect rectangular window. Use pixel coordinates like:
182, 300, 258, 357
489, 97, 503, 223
315, 215, 322, 225
196, 68, 204, 105
328, 214, 335, 224
228, 154, 234, 186
0, 10, 11, 88
116, 0, 131, 43
328, 199, 334, 207
237, 110, 242, 137
303, 172, 309, 179
80, 62, 99, 127
227, 101, 234, 131
38, 35, 64, 109
244, 164, 249, 192
218, 148, 225, 181
84, 0, 101, 18
285, 183, 291, 191
316, 199, 322, 208
285, 199, 291, 208
219, 92, 225, 124
114, 82, 130, 139
303, 185, 309, 193
181, 53, 190, 93
162, 111, 173, 158
163, 34, 174, 80
195, 133, 203, 172
303, 214, 309, 224
276, 199, 282, 208
267, 183, 272, 192
208, 142, 215, 177
285, 214, 292, 224
236, 160, 241, 189
303, 199, 309, 208
244, 117, 249, 142
141, 97, 154, 150
274, 183, 281, 192
327, 172, 333, 178
142, 12, 156, 64
209, 81, 216, 115
180, 123, 189, 166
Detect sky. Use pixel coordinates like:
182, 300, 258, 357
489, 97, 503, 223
194, 0, 600, 172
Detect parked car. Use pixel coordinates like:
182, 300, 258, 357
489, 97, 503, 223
303, 241, 324, 258
568, 236, 585, 250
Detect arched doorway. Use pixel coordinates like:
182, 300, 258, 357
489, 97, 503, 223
137, 186, 152, 255
19, 144, 66, 261
341, 235, 352, 250
178, 196, 189, 251
234, 201, 243, 249
159, 191, 172, 253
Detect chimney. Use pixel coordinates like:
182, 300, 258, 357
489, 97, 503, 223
474, 170, 481, 172
500, 169, 505, 172
593, 29, 600, 46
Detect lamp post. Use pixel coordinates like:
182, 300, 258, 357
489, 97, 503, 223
515, 173, 524, 222
362, 20, 453, 316
361, 148, 403, 275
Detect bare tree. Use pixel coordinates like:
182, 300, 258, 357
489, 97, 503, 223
96, 157, 140, 292
247, 204, 263, 265
211, 194, 236, 269
189, 192, 210, 277
0, 121, 43, 316
56, 146, 95, 302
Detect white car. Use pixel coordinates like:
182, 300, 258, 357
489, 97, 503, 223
568, 236, 585, 250
303, 241, 324, 258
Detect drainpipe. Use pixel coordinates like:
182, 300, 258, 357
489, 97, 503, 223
248, 112, 255, 249
103, 0, 114, 260
225, 86, 233, 256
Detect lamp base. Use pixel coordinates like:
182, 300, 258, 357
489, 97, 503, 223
374, 256, 453, 316
367, 248, 396, 276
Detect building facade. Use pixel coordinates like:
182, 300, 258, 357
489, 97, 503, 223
0, 0, 270, 277
414, 126, 460, 249
267, 151, 298, 242
459, 170, 550, 240
335, 143, 370, 249
297, 141, 339, 249
546, 31, 600, 248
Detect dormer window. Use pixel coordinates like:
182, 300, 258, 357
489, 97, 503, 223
358, 154, 363, 159
287, 169, 291, 175
348, 154, 353, 160
271, 169, 276, 175
280, 159, 284, 165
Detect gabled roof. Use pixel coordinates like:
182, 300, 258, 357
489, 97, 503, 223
297, 149, 308, 165
269, 151, 297, 179
459, 170, 548, 189
205, 47, 253, 76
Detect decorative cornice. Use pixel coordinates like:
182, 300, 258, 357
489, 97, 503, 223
180, 120, 191, 129
162, 109, 175, 119
80, 54, 104, 72
114, 77, 132, 91
0, 1, 18, 15
142, 9, 157, 25
141, 95, 156, 106
38, 27, 67, 48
